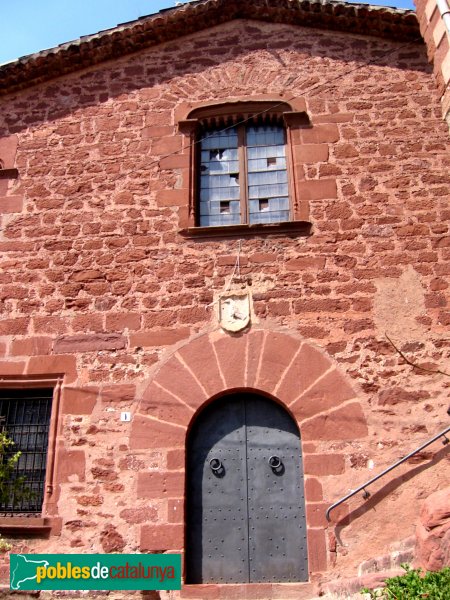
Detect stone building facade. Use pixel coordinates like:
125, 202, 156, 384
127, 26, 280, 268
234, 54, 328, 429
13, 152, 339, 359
0, 1, 449, 598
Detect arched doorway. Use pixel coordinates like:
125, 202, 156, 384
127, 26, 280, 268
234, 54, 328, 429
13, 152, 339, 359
186, 392, 308, 584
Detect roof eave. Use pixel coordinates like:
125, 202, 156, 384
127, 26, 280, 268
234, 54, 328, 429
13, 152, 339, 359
0, 0, 421, 97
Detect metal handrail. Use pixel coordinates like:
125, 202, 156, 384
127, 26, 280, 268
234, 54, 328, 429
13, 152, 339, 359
326, 425, 450, 522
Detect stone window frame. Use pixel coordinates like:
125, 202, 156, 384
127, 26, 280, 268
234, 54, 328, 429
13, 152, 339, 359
0, 376, 62, 536
176, 96, 313, 238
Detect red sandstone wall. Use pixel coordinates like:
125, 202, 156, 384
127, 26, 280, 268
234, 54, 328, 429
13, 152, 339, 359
415, 0, 450, 120
0, 19, 449, 593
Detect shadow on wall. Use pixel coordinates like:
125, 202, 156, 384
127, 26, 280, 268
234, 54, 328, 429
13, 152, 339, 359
333, 444, 450, 546
0, 19, 431, 137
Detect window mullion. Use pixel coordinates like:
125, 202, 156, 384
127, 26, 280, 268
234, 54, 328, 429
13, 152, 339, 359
237, 125, 248, 225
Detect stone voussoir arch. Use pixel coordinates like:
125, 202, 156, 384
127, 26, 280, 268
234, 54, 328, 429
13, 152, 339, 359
130, 327, 368, 451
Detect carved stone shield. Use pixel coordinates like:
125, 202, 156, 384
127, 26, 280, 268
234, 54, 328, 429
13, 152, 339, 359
219, 292, 251, 332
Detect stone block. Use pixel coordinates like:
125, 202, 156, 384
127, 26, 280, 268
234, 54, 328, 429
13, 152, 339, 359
314, 113, 354, 123
10, 337, 52, 357
62, 386, 98, 415
416, 519, 450, 571
53, 333, 126, 353
105, 312, 141, 331
101, 384, 136, 403
140, 524, 183, 551
32, 317, 67, 334
0, 361, 26, 375
71, 269, 105, 282
142, 125, 174, 138
27, 354, 77, 383
213, 333, 248, 390
271, 582, 317, 599
304, 454, 345, 475
167, 448, 185, 470
420, 486, 450, 529
285, 257, 326, 270
299, 124, 340, 144
296, 179, 337, 200
100, 524, 126, 552
57, 449, 86, 483
277, 344, 332, 406
0, 318, 30, 335
177, 336, 225, 398
293, 144, 329, 163
130, 328, 191, 347
140, 382, 193, 425
137, 472, 185, 498
120, 507, 158, 524
246, 330, 267, 388
130, 415, 185, 450
305, 478, 323, 502
156, 189, 187, 207
290, 368, 357, 421
152, 355, 207, 411
159, 154, 190, 169
254, 331, 301, 395
168, 498, 184, 523
0, 195, 23, 213
307, 528, 327, 572
180, 584, 220, 598
302, 403, 368, 441
0, 134, 18, 168
307, 502, 347, 528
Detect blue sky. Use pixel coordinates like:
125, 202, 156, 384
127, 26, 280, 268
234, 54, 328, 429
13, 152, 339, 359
0, 0, 416, 66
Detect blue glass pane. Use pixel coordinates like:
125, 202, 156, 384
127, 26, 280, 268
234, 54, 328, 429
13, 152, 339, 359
200, 214, 241, 226
201, 128, 238, 149
200, 200, 241, 216
247, 125, 284, 147
248, 170, 288, 186
249, 197, 289, 213
245, 124, 289, 224
200, 184, 240, 202
247, 145, 285, 159
249, 210, 290, 224
248, 183, 289, 199
199, 127, 241, 226
247, 157, 287, 172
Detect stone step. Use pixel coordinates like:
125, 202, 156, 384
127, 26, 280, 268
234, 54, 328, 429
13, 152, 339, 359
357, 536, 415, 576
321, 569, 404, 597
179, 582, 317, 600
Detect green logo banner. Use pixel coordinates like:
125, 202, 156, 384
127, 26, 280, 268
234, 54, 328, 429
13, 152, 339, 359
10, 554, 181, 591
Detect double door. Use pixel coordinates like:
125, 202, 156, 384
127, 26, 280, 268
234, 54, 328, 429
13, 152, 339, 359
186, 393, 308, 583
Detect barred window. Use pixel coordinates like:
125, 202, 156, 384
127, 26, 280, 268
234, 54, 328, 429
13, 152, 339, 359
0, 388, 53, 514
199, 123, 290, 227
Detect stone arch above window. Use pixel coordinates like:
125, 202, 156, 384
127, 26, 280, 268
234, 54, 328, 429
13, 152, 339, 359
176, 97, 313, 237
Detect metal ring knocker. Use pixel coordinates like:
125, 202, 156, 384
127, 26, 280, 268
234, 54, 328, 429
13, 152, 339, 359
269, 455, 283, 472
209, 458, 223, 474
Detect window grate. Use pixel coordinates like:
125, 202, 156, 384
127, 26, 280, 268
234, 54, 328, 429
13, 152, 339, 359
0, 388, 53, 514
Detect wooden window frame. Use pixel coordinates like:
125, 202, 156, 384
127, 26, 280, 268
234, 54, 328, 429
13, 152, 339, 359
177, 99, 312, 238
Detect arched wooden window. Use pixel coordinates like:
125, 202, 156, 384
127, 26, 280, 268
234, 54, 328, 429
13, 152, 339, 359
178, 99, 312, 236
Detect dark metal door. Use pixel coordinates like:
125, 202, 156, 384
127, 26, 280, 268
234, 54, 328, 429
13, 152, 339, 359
186, 393, 308, 584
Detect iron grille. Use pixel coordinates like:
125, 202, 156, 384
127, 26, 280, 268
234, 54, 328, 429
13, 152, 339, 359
0, 388, 53, 514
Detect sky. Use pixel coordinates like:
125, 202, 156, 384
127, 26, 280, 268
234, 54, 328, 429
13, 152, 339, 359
0, 0, 416, 66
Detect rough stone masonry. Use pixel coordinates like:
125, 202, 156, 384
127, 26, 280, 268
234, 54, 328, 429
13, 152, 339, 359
0, 3, 449, 599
